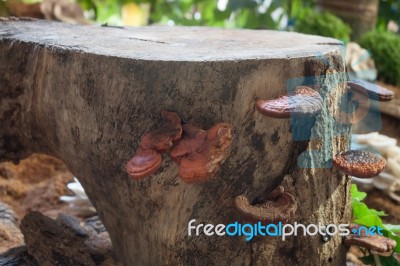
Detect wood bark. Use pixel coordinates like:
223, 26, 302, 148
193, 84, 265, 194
0, 18, 351, 265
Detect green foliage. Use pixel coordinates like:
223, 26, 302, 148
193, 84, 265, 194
359, 31, 400, 86
377, 0, 400, 30
294, 8, 351, 42
72, 0, 319, 28
360, 254, 400, 266
75, 0, 295, 29
351, 184, 400, 265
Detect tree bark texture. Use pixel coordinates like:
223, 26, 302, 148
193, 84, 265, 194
0, 18, 351, 265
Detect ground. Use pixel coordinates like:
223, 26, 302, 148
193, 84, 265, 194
0, 154, 74, 252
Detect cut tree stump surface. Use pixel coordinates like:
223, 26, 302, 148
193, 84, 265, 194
0, 19, 350, 266
0, 19, 342, 61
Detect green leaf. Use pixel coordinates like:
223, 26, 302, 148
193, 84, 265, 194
360, 254, 400, 266
354, 215, 383, 228
382, 228, 400, 253
352, 201, 372, 219
351, 184, 367, 202
359, 255, 375, 265
384, 224, 400, 233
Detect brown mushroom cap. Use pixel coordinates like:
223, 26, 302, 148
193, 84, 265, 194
234, 186, 297, 223
126, 111, 182, 180
344, 234, 397, 253
348, 78, 395, 102
126, 148, 162, 180
255, 86, 323, 119
140, 111, 182, 153
169, 124, 206, 164
333, 150, 386, 178
170, 123, 232, 183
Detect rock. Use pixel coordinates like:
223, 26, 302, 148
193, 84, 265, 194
0, 246, 39, 266
20, 212, 116, 266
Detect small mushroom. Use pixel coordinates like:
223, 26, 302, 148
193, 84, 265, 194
347, 78, 395, 102
234, 186, 297, 223
373, 172, 398, 191
352, 176, 374, 191
333, 150, 386, 178
387, 155, 400, 179
170, 123, 232, 183
344, 226, 397, 253
126, 111, 182, 180
383, 146, 400, 160
126, 148, 162, 179
388, 181, 400, 203
354, 132, 380, 145
255, 86, 323, 118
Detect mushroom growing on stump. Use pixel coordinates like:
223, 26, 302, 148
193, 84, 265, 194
255, 86, 323, 118
126, 111, 182, 179
347, 78, 395, 102
234, 186, 297, 223
332, 150, 386, 178
170, 123, 232, 183
344, 225, 397, 254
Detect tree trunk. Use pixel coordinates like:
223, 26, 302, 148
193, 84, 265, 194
0, 18, 351, 265
316, 0, 379, 41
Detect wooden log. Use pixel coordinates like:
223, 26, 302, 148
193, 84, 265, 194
0, 18, 351, 265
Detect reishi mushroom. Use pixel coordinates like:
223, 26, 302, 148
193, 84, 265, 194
126, 111, 182, 179
234, 186, 297, 223
347, 78, 395, 102
170, 123, 233, 183
344, 225, 397, 254
332, 150, 386, 178
255, 86, 323, 118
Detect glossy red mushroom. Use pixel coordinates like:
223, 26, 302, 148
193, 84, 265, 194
332, 150, 386, 178
234, 186, 297, 223
126, 111, 182, 180
170, 123, 232, 183
139, 110, 183, 152
347, 78, 395, 102
126, 148, 162, 179
256, 86, 323, 119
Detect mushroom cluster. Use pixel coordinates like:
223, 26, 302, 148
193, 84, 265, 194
170, 123, 232, 183
126, 111, 182, 179
126, 111, 233, 183
351, 132, 400, 202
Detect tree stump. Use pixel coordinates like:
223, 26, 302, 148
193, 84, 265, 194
0, 18, 351, 265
